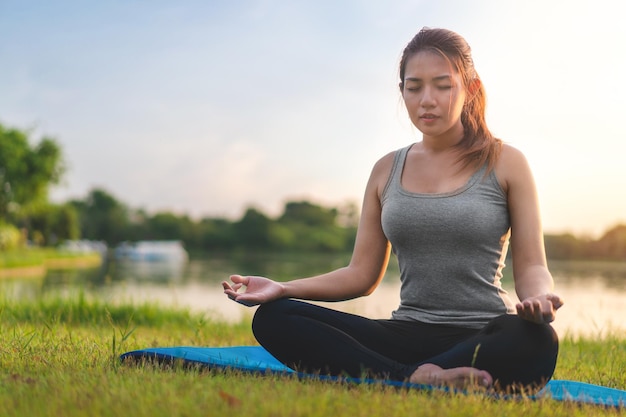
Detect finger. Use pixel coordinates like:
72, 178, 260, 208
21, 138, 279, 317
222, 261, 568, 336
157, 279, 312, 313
533, 300, 544, 323
548, 294, 564, 310
542, 311, 555, 323
542, 310, 555, 323
534, 300, 554, 323
223, 286, 237, 295
230, 274, 249, 285
222, 281, 243, 293
520, 301, 539, 323
517, 305, 532, 322
224, 290, 238, 300
543, 300, 557, 323
521, 300, 535, 315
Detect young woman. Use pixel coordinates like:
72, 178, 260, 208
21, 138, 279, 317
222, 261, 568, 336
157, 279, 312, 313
222, 27, 563, 391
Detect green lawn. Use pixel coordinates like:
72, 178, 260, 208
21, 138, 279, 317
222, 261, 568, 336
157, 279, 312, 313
0, 296, 623, 417
0, 248, 102, 272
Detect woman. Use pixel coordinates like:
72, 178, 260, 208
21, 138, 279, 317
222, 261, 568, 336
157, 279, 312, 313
222, 27, 563, 391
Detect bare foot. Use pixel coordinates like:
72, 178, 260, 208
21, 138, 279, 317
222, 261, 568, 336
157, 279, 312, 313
409, 363, 493, 390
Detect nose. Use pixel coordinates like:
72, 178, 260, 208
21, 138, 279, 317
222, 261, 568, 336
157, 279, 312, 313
420, 87, 435, 108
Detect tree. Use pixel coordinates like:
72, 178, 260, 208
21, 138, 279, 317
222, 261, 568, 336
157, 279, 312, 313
234, 207, 272, 248
591, 224, 626, 260
27, 203, 81, 245
0, 122, 65, 220
279, 201, 338, 227
199, 217, 236, 251
71, 188, 130, 245
146, 212, 198, 244
544, 233, 588, 260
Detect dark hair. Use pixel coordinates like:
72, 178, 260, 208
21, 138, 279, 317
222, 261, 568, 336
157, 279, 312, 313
399, 27, 502, 171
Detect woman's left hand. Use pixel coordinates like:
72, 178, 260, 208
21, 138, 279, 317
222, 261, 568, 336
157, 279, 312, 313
516, 293, 564, 324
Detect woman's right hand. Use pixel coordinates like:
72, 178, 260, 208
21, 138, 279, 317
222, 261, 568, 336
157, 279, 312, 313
222, 274, 286, 306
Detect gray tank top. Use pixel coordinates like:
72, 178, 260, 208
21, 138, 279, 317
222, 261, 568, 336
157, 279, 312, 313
381, 145, 515, 328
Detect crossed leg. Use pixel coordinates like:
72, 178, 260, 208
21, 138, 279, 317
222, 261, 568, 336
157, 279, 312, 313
252, 299, 558, 391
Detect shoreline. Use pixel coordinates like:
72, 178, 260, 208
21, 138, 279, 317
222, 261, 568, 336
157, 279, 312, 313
0, 255, 103, 279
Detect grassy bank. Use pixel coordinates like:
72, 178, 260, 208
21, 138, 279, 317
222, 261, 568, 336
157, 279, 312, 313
0, 297, 624, 417
0, 248, 102, 278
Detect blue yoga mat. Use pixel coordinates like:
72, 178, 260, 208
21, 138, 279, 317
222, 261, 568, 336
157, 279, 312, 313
120, 345, 626, 408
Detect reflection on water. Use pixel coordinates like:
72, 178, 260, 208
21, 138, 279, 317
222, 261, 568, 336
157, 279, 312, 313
548, 260, 626, 290
112, 260, 186, 283
1, 256, 625, 338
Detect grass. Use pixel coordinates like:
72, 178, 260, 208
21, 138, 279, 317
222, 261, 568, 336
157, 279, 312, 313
0, 297, 624, 417
0, 248, 102, 279
0, 249, 44, 268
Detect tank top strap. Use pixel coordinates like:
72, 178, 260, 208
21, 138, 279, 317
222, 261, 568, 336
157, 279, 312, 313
381, 145, 411, 204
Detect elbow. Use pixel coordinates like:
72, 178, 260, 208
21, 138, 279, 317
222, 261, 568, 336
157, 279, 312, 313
358, 271, 386, 297
346, 246, 390, 298
361, 286, 376, 297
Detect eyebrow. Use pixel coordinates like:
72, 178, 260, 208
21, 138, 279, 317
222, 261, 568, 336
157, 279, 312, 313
404, 75, 452, 82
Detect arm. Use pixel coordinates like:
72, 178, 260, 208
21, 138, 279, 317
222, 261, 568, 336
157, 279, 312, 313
497, 145, 564, 323
223, 153, 394, 305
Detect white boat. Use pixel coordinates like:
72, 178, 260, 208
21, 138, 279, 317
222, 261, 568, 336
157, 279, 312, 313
114, 240, 188, 263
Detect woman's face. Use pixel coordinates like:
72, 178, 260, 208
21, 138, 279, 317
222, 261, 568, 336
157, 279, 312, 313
401, 51, 467, 142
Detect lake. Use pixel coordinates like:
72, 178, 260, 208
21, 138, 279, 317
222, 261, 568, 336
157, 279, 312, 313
2, 254, 625, 339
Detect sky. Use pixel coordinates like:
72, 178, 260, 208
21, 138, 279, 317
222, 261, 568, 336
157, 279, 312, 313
1, 0, 625, 238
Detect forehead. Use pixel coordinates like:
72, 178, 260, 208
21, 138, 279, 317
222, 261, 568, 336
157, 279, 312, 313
403, 50, 458, 81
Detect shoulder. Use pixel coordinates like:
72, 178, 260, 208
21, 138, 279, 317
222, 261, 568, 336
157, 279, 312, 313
497, 143, 529, 167
371, 150, 396, 196
365, 150, 398, 200
494, 144, 534, 194
372, 150, 396, 176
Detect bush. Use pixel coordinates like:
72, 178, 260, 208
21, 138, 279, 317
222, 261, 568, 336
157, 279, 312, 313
0, 221, 23, 250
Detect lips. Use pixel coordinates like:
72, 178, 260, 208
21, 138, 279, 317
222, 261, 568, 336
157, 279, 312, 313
420, 113, 438, 120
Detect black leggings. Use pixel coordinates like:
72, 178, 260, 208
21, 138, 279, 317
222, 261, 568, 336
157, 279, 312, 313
252, 299, 559, 389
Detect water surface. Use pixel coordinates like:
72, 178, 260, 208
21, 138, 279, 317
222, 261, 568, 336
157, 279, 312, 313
2, 256, 625, 338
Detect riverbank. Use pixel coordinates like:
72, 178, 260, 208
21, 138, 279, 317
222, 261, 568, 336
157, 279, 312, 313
0, 248, 103, 278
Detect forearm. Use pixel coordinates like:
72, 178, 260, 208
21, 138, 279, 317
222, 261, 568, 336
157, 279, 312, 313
282, 263, 387, 302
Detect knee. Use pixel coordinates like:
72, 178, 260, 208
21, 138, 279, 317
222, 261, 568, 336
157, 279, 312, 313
253, 299, 292, 321
252, 299, 294, 339
485, 315, 558, 351
483, 315, 559, 388
495, 314, 559, 355
519, 316, 558, 353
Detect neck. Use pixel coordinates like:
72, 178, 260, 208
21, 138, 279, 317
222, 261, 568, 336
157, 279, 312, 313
421, 122, 464, 153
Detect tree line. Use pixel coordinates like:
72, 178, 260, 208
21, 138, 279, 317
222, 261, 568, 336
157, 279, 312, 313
68, 189, 359, 254
1, 120, 626, 260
